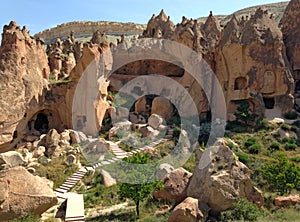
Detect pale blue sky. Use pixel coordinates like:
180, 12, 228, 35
1, 0, 288, 34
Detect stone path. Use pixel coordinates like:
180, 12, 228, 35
65, 192, 85, 222
53, 127, 174, 220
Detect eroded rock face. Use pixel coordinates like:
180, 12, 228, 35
154, 167, 192, 202
187, 139, 263, 213
0, 21, 49, 150
0, 166, 57, 220
142, 9, 175, 39
216, 8, 294, 117
280, 0, 300, 80
168, 197, 206, 222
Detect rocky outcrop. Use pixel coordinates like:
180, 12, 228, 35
0, 21, 49, 151
168, 197, 207, 222
215, 8, 294, 118
280, 0, 300, 80
274, 194, 300, 207
35, 21, 146, 43
187, 139, 263, 213
154, 167, 192, 202
0, 166, 57, 220
142, 9, 175, 39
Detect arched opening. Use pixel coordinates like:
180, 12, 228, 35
263, 97, 275, 109
234, 77, 247, 90
34, 113, 49, 134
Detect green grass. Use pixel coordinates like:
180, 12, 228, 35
34, 155, 78, 189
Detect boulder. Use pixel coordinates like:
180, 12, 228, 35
60, 130, 71, 142
148, 114, 164, 129
0, 151, 25, 170
69, 130, 87, 144
32, 146, 46, 158
109, 106, 129, 121
156, 163, 175, 180
140, 126, 160, 138
65, 154, 76, 165
154, 167, 192, 202
0, 166, 57, 220
168, 197, 206, 222
274, 195, 300, 207
187, 139, 263, 213
100, 169, 117, 187
135, 96, 147, 113
151, 97, 173, 120
109, 120, 132, 139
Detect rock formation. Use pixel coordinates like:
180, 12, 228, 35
142, 9, 175, 39
215, 8, 294, 119
168, 197, 207, 222
0, 166, 57, 220
187, 139, 263, 214
280, 0, 300, 81
154, 167, 192, 202
0, 21, 49, 151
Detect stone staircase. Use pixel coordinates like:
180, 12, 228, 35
53, 127, 174, 220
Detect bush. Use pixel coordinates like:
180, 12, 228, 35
245, 137, 258, 148
268, 142, 280, 152
284, 111, 298, 120
235, 152, 249, 165
284, 142, 297, 150
262, 155, 300, 194
281, 123, 291, 131
220, 198, 262, 222
248, 143, 261, 154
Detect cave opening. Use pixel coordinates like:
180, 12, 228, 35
263, 97, 275, 109
34, 113, 49, 134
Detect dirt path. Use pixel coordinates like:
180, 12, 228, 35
86, 202, 135, 218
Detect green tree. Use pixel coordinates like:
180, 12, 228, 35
234, 101, 258, 125
118, 153, 163, 217
262, 155, 300, 195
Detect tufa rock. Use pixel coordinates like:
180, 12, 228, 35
154, 167, 192, 202
100, 169, 117, 187
168, 197, 207, 222
0, 166, 57, 220
0, 151, 25, 170
187, 139, 263, 213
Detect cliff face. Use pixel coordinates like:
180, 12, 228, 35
0, 21, 49, 150
216, 8, 294, 118
34, 21, 146, 44
280, 0, 300, 80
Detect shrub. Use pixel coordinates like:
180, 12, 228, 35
284, 142, 297, 150
281, 122, 291, 131
220, 198, 262, 222
245, 137, 257, 148
268, 142, 280, 152
262, 155, 300, 195
248, 143, 261, 154
234, 101, 258, 126
284, 111, 298, 120
235, 152, 249, 165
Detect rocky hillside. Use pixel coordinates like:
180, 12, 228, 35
34, 21, 146, 44
198, 1, 289, 25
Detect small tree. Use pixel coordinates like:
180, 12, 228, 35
262, 155, 300, 195
234, 101, 258, 126
118, 153, 163, 217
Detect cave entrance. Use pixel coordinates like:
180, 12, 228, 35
34, 113, 49, 134
263, 97, 275, 109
